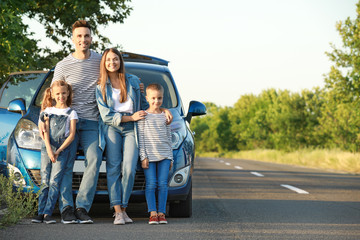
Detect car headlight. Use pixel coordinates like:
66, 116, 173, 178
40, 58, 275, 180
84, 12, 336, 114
14, 119, 42, 150
171, 121, 187, 149
169, 165, 190, 187
7, 163, 26, 187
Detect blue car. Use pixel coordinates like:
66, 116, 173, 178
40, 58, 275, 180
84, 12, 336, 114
0, 52, 206, 217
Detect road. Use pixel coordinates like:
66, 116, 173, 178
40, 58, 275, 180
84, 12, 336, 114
1, 157, 360, 240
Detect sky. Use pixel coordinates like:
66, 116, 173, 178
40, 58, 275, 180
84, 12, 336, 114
27, 0, 358, 111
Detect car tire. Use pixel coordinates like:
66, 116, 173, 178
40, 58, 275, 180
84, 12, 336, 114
169, 183, 192, 218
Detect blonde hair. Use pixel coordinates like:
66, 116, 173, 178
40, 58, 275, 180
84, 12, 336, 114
41, 80, 73, 111
146, 83, 164, 95
98, 48, 127, 103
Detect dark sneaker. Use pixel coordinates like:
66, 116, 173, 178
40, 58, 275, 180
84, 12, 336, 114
61, 206, 78, 224
44, 215, 56, 224
75, 208, 93, 224
31, 214, 44, 223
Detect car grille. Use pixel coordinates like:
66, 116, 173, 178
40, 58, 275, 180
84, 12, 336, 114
28, 169, 146, 191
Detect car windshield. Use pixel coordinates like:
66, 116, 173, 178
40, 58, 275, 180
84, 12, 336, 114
126, 67, 177, 108
34, 72, 53, 107
0, 72, 46, 110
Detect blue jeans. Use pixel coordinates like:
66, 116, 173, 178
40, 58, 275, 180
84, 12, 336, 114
38, 145, 70, 215
58, 119, 103, 213
105, 122, 138, 209
144, 159, 171, 214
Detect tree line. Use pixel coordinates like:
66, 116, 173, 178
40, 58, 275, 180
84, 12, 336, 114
191, 2, 360, 153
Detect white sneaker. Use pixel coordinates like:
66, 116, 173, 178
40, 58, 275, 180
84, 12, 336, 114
122, 211, 133, 223
113, 212, 125, 225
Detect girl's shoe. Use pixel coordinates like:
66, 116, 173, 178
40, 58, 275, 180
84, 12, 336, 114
113, 212, 125, 225
44, 215, 56, 224
158, 214, 168, 224
122, 211, 133, 223
31, 214, 44, 223
148, 215, 159, 225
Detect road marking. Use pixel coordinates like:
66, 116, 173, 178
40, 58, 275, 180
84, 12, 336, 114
281, 184, 309, 194
225, 162, 231, 166
234, 166, 243, 170
250, 172, 264, 177
220, 160, 224, 163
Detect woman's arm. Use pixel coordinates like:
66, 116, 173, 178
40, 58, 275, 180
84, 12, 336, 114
96, 86, 123, 126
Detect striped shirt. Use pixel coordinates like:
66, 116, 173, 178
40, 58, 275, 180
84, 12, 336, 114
138, 112, 173, 162
53, 50, 102, 121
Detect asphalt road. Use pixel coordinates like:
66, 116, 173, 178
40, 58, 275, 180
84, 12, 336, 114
1, 157, 359, 240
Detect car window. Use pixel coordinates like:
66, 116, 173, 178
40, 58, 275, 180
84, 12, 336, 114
126, 68, 177, 108
0, 73, 46, 110
34, 72, 53, 107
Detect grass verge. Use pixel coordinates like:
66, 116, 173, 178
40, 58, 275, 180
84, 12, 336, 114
0, 173, 38, 227
197, 149, 360, 174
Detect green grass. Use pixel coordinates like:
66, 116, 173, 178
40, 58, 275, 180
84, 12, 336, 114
197, 149, 360, 174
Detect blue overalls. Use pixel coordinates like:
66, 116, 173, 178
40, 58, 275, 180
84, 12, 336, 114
38, 109, 74, 216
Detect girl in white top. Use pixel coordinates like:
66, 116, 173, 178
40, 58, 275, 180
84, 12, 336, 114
32, 80, 78, 224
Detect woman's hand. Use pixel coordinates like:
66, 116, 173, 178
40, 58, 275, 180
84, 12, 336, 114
163, 109, 173, 124
131, 110, 147, 121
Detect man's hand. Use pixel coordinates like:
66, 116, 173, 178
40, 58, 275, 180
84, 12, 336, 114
141, 158, 149, 169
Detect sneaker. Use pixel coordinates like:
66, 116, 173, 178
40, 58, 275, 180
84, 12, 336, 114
158, 214, 168, 224
75, 208, 93, 224
61, 206, 78, 224
122, 211, 133, 223
148, 215, 159, 225
31, 214, 44, 223
113, 212, 125, 225
44, 215, 56, 224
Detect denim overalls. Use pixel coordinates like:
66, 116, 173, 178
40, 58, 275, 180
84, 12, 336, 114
38, 109, 74, 216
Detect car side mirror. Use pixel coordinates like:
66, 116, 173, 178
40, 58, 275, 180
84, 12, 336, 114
8, 98, 26, 116
185, 101, 206, 124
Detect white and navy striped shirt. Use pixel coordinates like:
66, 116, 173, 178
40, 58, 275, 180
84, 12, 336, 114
139, 112, 173, 162
53, 50, 102, 121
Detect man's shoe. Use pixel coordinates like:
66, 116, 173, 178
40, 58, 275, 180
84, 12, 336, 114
61, 206, 78, 224
31, 214, 44, 223
148, 215, 159, 225
44, 215, 56, 224
122, 211, 133, 223
75, 208, 93, 224
113, 212, 125, 225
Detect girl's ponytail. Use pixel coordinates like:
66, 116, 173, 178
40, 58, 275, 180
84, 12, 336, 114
41, 88, 53, 111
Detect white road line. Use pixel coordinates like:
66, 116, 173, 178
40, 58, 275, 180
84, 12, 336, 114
234, 166, 243, 170
281, 184, 309, 194
225, 163, 231, 166
219, 160, 224, 163
250, 172, 264, 177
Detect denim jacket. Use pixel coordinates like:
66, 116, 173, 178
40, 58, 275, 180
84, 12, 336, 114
96, 73, 148, 150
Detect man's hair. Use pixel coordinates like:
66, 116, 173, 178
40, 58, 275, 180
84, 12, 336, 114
72, 20, 92, 33
146, 83, 164, 94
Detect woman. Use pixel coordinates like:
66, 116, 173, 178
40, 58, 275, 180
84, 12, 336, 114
96, 48, 172, 225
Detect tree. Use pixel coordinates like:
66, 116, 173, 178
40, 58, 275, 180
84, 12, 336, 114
0, 0, 132, 85
320, 1, 360, 151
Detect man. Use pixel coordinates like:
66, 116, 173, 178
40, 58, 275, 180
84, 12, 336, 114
40, 20, 102, 224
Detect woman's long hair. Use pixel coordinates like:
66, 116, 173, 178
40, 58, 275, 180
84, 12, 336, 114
41, 80, 73, 111
98, 48, 127, 103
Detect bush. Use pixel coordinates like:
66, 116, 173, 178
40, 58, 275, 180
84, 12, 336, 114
0, 171, 38, 227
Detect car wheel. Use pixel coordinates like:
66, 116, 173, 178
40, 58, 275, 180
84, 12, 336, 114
169, 183, 192, 218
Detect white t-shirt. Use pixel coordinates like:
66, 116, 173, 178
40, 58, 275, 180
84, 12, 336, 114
42, 107, 78, 137
112, 88, 133, 113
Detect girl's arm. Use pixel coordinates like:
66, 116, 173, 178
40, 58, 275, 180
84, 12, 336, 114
43, 118, 55, 163
54, 119, 76, 156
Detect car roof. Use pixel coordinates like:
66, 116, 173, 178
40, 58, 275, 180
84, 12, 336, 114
122, 52, 169, 66
9, 71, 48, 75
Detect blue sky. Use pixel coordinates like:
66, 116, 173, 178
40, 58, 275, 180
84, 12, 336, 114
27, 0, 358, 110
